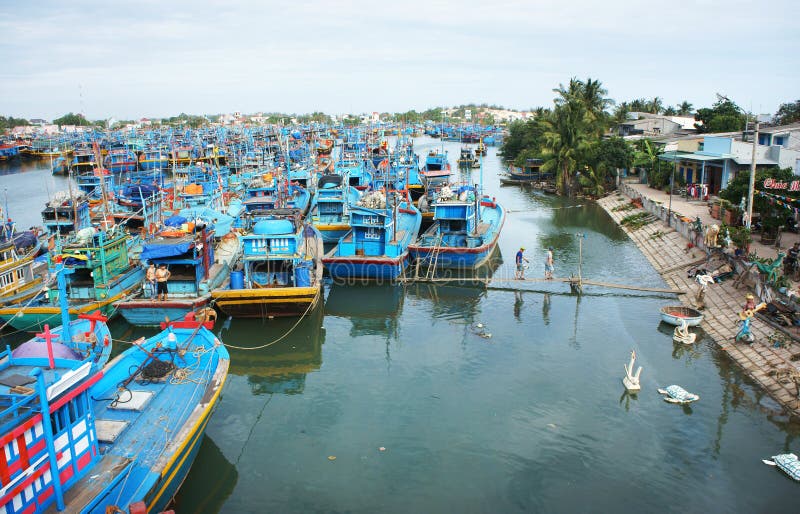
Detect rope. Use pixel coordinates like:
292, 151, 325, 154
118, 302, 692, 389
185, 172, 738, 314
222, 294, 318, 350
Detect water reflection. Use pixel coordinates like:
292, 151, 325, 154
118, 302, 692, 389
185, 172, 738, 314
325, 283, 404, 338
222, 303, 325, 395
173, 435, 238, 512
542, 293, 551, 325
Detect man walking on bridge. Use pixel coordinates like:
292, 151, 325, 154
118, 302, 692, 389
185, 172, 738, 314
515, 247, 529, 279
545, 247, 555, 280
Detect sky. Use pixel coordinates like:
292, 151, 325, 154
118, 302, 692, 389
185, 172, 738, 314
0, 0, 797, 121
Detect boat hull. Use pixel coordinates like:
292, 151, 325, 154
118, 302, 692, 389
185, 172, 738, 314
323, 254, 408, 281
211, 286, 320, 318
0, 269, 144, 332
409, 203, 505, 270
116, 296, 211, 327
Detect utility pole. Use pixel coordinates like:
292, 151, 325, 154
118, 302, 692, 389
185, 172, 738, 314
746, 121, 759, 229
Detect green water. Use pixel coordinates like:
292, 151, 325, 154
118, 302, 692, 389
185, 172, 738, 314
2, 140, 798, 512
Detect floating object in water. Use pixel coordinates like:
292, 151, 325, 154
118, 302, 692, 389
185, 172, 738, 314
470, 322, 492, 338
763, 453, 800, 481
673, 319, 697, 344
328, 455, 337, 461
658, 385, 699, 404
623, 350, 642, 391
379, 447, 386, 452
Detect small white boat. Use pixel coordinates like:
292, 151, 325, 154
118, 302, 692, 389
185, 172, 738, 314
660, 305, 703, 327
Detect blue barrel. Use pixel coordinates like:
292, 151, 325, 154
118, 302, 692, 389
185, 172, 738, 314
230, 271, 244, 289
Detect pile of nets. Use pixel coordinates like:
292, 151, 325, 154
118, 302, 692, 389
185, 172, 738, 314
358, 190, 387, 209
48, 190, 87, 207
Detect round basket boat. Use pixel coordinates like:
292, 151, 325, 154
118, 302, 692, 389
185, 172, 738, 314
660, 305, 704, 326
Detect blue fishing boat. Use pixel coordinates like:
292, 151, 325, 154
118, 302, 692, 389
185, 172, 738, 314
323, 191, 421, 281
240, 175, 311, 217
212, 209, 324, 318
408, 186, 505, 269
41, 191, 92, 236
70, 145, 97, 173
308, 174, 362, 243
335, 153, 373, 191
104, 148, 138, 173
139, 147, 170, 171
116, 229, 240, 327
0, 309, 228, 513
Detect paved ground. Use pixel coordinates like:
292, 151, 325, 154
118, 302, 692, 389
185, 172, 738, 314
626, 182, 800, 261
599, 190, 800, 416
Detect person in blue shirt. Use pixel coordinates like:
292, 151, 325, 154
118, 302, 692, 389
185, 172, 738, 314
515, 247, 529, 279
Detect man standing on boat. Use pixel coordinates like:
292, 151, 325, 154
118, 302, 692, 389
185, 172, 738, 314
545, 247, 554, 280
146, 263, 157, 299
515, 247, 529, 279
156, 264, 171, 301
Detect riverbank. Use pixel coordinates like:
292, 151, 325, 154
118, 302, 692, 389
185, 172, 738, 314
598, 187, 800, 418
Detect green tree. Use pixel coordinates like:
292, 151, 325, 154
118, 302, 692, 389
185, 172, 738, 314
0, 116, 30, 131
694, 97, 746, 133
53, 112, 91, 126
677, 101, 693, 115
774, 100, 800, 125
663, 106, 677, 116
720, 167, 795, 212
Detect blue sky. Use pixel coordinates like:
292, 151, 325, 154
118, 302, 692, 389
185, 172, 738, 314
1, 0, 797, 120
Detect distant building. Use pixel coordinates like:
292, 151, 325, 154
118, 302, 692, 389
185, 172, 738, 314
618, 112, 699, 138
28, 118, 47, 126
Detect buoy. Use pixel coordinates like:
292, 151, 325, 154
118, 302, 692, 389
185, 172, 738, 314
328, 455, 336, 461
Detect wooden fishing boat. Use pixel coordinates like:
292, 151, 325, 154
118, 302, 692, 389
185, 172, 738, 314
0, 226, 145, 332
7, 322, 229, 512
323, 191, 422, 281
212, 209, 324, 318
660, 305, 704, 326
104, 148, 138, 173
0, 237, 45, 309
116, 230, 239, 327
409, 187, 505, 270
309, 174, 361, 243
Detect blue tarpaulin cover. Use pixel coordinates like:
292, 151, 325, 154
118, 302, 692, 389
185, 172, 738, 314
141, 240, 193, 260
164, 215, 187, 227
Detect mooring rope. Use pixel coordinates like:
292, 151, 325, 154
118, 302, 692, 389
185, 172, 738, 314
222, 294, 318, 351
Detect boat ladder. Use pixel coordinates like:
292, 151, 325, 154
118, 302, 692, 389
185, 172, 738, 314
424, 235, 443, 280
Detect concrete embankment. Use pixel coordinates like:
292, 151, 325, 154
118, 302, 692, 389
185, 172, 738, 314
597, 188, 800, 417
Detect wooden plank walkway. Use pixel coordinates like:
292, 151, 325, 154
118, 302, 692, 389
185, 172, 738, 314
398, 276, 682, 295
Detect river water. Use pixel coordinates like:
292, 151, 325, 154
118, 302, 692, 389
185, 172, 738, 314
1, 138, 797, 512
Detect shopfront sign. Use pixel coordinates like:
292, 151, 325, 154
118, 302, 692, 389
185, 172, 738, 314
763, 178, 800, 191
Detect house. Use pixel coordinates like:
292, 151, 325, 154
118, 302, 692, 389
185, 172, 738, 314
758, 122, 800, 152
659, 131, 800, 195
28, 118, 47, 126
618, 117, 682, 137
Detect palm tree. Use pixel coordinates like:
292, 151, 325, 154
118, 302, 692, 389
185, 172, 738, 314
677, 101, 693, 115
648, 97, 664, 114
541, 101, 589, 196
663, 106, 677, 116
